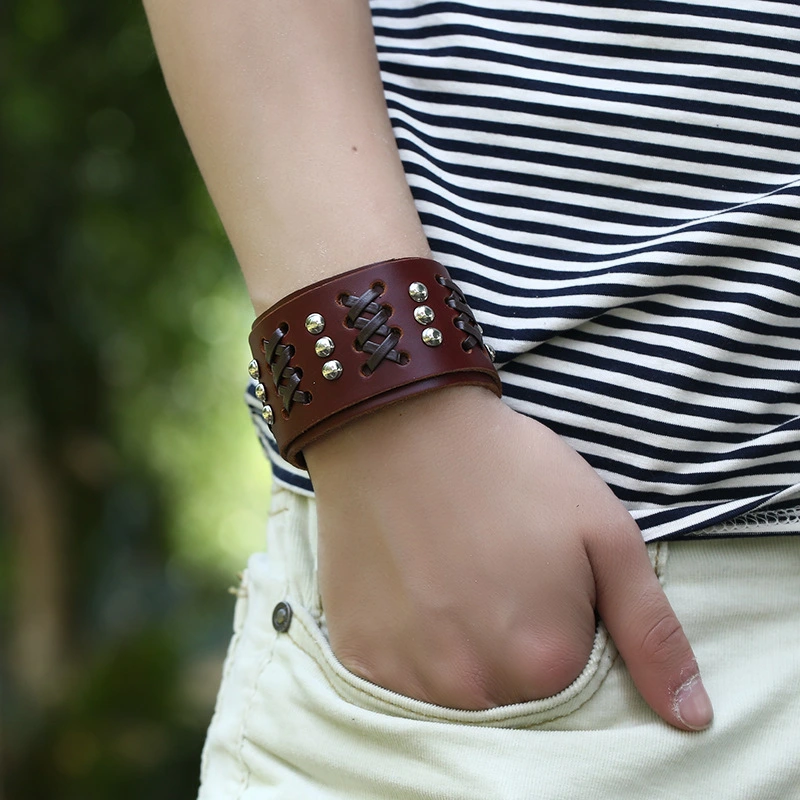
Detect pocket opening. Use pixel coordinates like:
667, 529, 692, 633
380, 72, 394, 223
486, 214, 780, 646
281, 597, 618, 729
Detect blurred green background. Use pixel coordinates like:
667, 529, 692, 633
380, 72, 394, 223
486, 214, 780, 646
1, 1, 273, 796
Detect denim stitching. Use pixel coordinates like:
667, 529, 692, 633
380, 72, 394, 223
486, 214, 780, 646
288, 605, 615, 727
198, 573, 249, 793
235, 588, 283, 799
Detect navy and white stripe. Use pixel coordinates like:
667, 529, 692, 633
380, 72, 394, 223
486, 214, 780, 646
250, 0, 800, 541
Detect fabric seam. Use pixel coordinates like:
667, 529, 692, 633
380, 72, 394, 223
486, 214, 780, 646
235, 587, 283, 799
289, 605, 616, 728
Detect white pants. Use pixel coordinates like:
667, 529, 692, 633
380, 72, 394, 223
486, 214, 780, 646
198, 486, 800, 799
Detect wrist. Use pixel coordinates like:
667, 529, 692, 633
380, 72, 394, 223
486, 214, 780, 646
304, 383, 504, 487
248, 257, 500, 468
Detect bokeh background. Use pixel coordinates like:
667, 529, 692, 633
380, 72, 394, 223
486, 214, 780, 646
1, 2, 274, 796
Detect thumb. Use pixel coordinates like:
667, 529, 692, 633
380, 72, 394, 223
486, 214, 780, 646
587, 524, 714, 732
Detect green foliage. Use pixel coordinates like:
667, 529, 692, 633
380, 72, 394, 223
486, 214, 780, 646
1, 1, 272, 796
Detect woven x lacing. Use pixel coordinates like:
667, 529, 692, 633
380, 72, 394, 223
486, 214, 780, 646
437, 276, 484, 351
262, 328, 311, 413
341, 284, 406, 374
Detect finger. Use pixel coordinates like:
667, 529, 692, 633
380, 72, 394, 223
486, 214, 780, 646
587, 523, 713, 732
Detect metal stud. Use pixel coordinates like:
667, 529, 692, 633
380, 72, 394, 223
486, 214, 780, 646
421, 327, 443, 347
314, 336, 335, 358
408, 282, 428, 303
305, 313, 326, 334
413, 305, 435, 325
248, 359, 260, 380
272, 601, 293, 633
261, 404, 274, 427
485, 343, 496, 362
254, 383, 267, 401
322, 360, 344, 380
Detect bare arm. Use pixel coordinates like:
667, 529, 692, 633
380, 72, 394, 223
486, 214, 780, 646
144, 0, 712, 730
143, 0, 429, 311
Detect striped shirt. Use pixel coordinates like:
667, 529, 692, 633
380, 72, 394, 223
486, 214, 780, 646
248, 0, 800, 541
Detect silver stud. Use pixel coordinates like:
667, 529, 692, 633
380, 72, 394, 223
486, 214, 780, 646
261, 404, 274, 427
248, 359, 260, 379
305, 313, 326, 334
254, 383, 267, 401
408, 282, 428, 303
322, 360, 343, 380
314, 336, 335, 358
413, 305, 435, 325
421, 327, 443, 347
485, 343, 496, 362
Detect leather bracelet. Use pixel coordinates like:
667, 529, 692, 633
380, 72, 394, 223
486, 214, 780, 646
247, 257, 501, 468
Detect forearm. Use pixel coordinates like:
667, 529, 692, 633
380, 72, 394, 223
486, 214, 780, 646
143, 0, 429, 314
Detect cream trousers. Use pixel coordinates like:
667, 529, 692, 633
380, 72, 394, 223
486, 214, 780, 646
198, 486, 800, 799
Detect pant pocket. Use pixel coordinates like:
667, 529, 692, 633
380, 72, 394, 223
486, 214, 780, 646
257, 489, 674, 731
267, 538, 666, 731
284, 596, 617, 728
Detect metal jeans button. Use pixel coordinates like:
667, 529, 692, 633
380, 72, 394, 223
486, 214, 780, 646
272, 601, 293, 633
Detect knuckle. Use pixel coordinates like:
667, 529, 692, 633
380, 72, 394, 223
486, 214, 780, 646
512, 633, 592, 699
639, 611, 686, 666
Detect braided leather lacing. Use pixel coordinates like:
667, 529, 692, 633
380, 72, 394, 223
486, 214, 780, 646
262, 328, 312, 413
437, 276, 484, 351
341, 285, 406, 374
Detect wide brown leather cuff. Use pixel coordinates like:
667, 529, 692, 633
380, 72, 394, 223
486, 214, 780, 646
248, 257, 501, 468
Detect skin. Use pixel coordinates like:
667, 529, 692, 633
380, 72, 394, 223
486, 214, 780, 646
143, 0, 713, 730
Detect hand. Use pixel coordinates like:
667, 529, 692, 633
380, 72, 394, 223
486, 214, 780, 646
304, 385, 713, 730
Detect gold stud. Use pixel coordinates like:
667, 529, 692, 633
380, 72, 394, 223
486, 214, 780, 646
248, 359, 260, 379
485, 343, 496, 362
261, 405, 274, 426
255, 383, 267, 401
